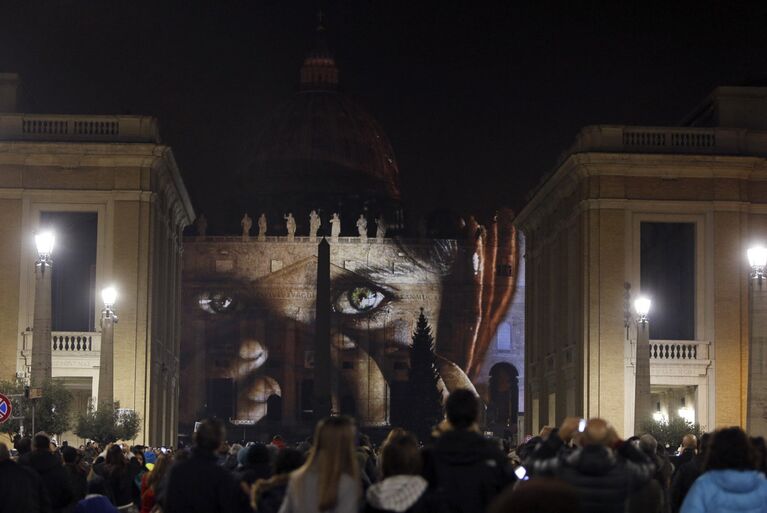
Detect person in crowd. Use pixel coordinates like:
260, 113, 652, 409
93, 444, 140, 512
357, 433, 379, 486
140, 454, 173, 513
751, 437, 767, 474
224, 443, 243, 471
0, 442, 52, 513
14, 435, 32, 459
271, 435, 286, 450
62, 446, 88, 501
670, 433, 710, 513
421, 389, 511, 513
279, 416, 361, 513
365, 432, 439, 513
527, 417, 655, 513
74, 475, 119, 513
672, 435, 698, 475
679, 427, 767, 513
380, 428, 406, 452
236, 442, 272, 485
19, 432, 75, 513
488, 477, 580, 513
162, 418, 251, 513
251, 448, 305, 513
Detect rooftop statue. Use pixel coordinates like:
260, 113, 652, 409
309, 210, 321, 242
240, 213, 252, 241
330, 213, 341, 242
357, 214, 368, 242
257, 213, 267, 241
195, 214, 208, 239
375, 216, 387, 242
285, 212, 296, 241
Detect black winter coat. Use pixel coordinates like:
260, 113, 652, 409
0, 459, 52, 513
162, 448, 251, 513
529, 434, 656, 513
421, 429, 511, 513
670, 453, 704, 513
19, 450, 75, 513
64, 462, 88, 501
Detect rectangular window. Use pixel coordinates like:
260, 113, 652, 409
40, 212, 97, 331
640, 222, 695, 340
496, 322, 512, 351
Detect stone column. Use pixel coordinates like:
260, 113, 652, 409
98, 311, 116, 406
313, 237, 332, 420
748, 278, 767, 437
31, 259, 53, 387
634, 320, 652, 435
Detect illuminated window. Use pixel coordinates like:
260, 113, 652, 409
497, 322, 512, 351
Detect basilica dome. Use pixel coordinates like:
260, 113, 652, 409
246, 28, 401, 202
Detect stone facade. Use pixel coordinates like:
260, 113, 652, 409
0, 105, 194, 445
516, 88, 767, 437
180, 227, 525, 437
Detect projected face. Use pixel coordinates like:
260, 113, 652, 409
192, 213, 519, 425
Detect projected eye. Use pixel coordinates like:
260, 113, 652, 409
334, 286, 387, 314
197, 292, 235, 313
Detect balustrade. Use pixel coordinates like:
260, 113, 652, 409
649, 340, 708, 360
51, 332, 101, 352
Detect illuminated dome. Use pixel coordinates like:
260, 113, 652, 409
242, 25, 401, 228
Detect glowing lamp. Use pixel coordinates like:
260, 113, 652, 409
35, 231, 55, 259
748, 245, 767, 278
101, 286, 118, 308
634, 296, 651, 323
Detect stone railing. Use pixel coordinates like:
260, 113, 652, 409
0, 114, 160, 143
52, 332, 101, 352
649, 340, 709, 361
561, 125, 767, 163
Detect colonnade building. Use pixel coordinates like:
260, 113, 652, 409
516, 86, 767, 437
0, 73, 194, 445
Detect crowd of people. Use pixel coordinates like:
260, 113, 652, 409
1, 388, 767, 512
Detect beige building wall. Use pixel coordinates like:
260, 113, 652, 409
0, 113, 193, 445
518, 120, 767, 437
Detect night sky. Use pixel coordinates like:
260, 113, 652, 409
2, 1, 767, 231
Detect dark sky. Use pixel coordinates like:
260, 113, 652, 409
2, 1, 766, 230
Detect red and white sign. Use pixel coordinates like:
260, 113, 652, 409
0, 393, 12, 424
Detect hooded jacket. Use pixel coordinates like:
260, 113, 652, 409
19, 450, 75, 513
421, 429, 511, 513
365, 475, 434, 513
679, 470, 767, 513
0, 458, 52, 513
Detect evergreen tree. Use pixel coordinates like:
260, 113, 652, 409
0, 378, 73, 437
75, 400, 141, 444
403, 309, 444, 441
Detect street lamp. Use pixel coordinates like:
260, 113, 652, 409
634, 295, 652, 434
31, 230, 55, 387
747, 245, 767, 280
98, 285, 118, 406
747, 245, 767, 437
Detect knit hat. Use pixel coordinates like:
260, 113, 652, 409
144, 450, 157, 464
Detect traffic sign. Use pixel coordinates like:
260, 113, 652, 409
0, 393, 12, 424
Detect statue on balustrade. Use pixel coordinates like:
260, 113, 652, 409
240, 213, 252, 241
309, 210, 321, 242
330, 213, 341, 242
356, 214, 368, 242
285, 213, 296, 241
375, 216, 387, 242
257, 213, 267, 241
195, 214, 208, 239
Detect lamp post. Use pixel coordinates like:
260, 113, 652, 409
634, 296, 652, 435
98, 286, 118, 406
747, 245, 767, 437
31, 231, 54, 387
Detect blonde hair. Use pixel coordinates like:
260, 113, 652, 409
293, 416, 359, 511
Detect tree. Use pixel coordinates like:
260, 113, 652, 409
641, 417, 702, 450
75, 401, 141, 444
402, 310, 444, 441
0, 378, 73, 437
